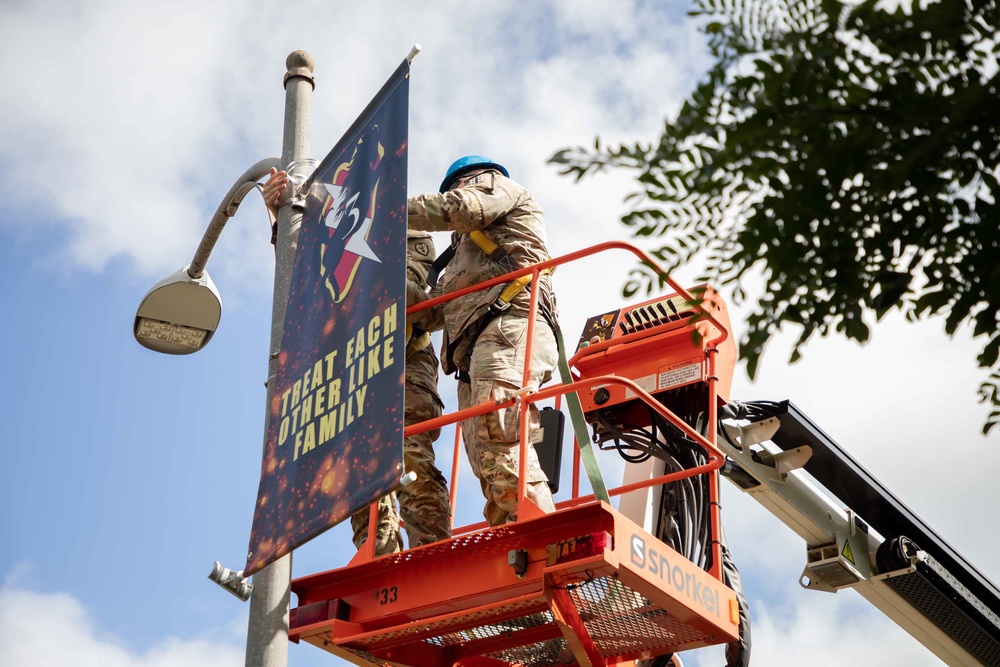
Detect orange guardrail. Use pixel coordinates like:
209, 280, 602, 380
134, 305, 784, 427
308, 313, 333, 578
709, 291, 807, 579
353, 240, 733, 580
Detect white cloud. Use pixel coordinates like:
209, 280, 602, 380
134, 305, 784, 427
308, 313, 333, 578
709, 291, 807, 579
0, 576, 243, 667
0, 1, 699, 289
721, 589, 941, 666
0, 0, 245, 280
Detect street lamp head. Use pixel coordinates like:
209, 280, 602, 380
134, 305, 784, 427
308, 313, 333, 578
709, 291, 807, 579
134, 266, 222, 354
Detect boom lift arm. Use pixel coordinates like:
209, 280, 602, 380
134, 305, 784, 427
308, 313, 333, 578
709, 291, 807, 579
713, 401, 1000, 666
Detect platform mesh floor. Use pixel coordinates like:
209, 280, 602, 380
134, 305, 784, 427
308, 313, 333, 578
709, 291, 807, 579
335, 574, 708, 666
568, 575, 709, 659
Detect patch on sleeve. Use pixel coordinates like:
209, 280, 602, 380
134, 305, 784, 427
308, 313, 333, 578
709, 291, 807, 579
413, 240, 431, 257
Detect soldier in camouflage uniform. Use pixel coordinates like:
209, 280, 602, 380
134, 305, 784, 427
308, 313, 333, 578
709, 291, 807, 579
350, 230, 452, 555
261, 170, 451, 556
406, 156, 557, 526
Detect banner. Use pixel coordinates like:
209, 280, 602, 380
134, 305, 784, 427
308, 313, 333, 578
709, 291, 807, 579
245, 60, 410, 576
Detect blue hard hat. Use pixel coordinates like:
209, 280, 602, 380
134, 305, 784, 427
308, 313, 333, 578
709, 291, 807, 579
439, 155, 509, 192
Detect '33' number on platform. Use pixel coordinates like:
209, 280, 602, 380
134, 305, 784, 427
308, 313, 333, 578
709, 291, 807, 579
377, 586, 398, 605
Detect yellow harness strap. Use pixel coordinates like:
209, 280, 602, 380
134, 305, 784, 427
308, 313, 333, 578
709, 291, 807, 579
468, 230, 553, 311
469, 231, 506, 265
405, 321, 431, 360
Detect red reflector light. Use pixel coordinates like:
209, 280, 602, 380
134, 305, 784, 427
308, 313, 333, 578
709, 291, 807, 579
546, 532, 611, 566
290, 599, 350, 629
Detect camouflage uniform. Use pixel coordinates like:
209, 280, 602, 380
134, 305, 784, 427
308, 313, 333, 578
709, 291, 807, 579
351, 230, 452, 555
407, 170, 557, 526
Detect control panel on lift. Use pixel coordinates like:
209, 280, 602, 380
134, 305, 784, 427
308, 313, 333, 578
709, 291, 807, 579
573, 284, 737, 422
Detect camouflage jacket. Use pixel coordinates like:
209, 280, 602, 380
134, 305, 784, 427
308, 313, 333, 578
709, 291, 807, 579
406, 229, 436, 295
407, 170, 552, 373
404, 230, 441, 404
405, 229, 436, 353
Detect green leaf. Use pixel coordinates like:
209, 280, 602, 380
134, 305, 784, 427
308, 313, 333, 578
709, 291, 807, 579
873, 272, 911, 320
979, 335, 1000, 368
551, 0, 1000, 434
974, 308, 998, 338
913, 290, 951, 317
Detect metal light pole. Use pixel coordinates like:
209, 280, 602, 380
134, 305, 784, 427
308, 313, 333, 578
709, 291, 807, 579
244, 49, 314, 667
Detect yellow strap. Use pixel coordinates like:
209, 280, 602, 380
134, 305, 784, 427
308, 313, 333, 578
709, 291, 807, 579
469, 229, 554, 309
406, 331, 431, 361
469, 230, 501, 256
404, 320, 431, 360
410, 331, 431, 354
498, 274, 534, 304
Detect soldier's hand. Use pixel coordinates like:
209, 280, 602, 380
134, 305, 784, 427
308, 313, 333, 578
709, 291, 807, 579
260, 168, 289, 219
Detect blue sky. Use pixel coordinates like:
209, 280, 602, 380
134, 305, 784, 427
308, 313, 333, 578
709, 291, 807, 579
1, 2, 997, 666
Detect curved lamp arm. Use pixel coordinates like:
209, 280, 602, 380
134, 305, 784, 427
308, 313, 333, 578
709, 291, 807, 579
188, 157, 282, 279
135, 157, 281, 355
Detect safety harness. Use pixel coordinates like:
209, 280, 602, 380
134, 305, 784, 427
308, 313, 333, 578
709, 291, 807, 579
429, 230, 556, 378
428, 231, 542, 312
429, 228, 610, 503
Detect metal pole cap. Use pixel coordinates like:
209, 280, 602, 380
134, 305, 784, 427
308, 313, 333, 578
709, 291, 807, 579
284, 50, 315, 89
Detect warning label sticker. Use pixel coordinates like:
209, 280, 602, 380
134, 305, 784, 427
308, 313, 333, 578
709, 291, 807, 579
624, 374, 658, 399
658, 359, 702, 391
842, 540, 856, 566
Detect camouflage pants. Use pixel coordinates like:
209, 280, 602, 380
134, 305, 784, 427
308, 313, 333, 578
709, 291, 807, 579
458, 314, 558, 526
351, 346, 451, 555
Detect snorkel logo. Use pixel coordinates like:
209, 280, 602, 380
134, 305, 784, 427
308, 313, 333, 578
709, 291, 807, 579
631, 535, 646, 567
629, 533, 721, 617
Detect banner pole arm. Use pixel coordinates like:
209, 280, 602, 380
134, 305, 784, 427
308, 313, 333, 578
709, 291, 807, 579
406, 44, 422, 64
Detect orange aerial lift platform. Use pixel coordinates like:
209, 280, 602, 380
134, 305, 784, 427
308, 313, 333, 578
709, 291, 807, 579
290, 501, 739, 666
273, 239, 1000, 665
288, 242, 742, 666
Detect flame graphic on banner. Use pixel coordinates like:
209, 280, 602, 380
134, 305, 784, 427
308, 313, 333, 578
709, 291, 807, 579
318, 141, 384, 303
